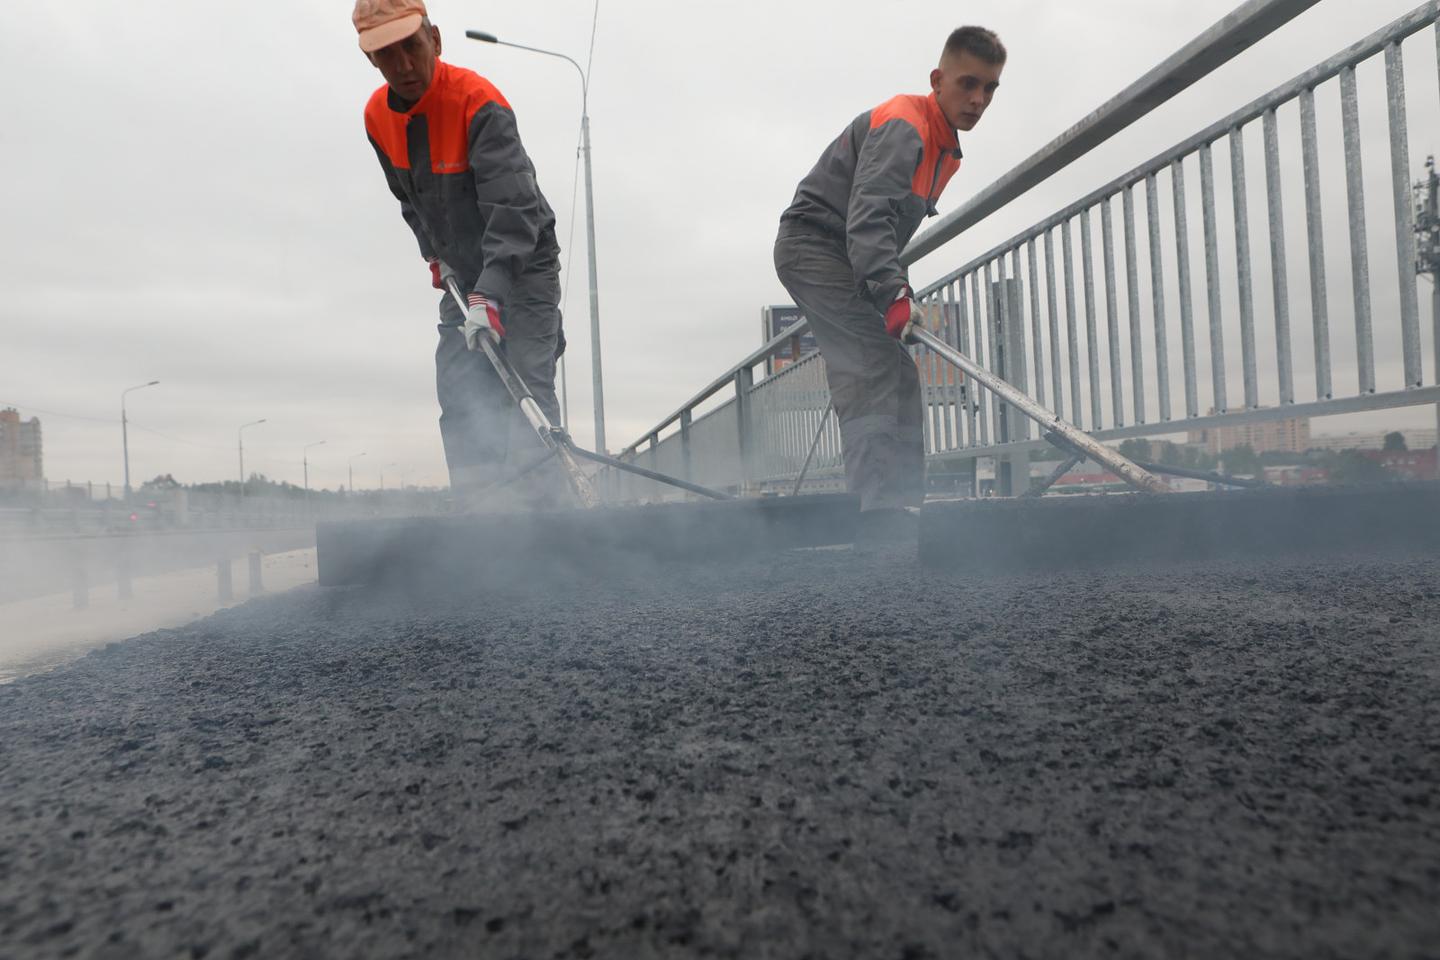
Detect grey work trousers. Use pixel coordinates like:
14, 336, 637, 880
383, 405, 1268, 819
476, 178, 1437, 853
435, 262, 566, 506
773, 228, 924, 511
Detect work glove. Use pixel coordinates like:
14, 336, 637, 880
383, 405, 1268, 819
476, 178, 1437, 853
463, 292, 505, 350
884, 286, 922, 344
428, 258, 463, 295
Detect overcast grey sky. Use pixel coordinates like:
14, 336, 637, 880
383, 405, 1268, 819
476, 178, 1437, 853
3, 0, 1436, 491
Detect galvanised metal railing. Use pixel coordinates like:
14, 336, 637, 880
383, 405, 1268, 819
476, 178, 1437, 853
609, 0, 1440, 502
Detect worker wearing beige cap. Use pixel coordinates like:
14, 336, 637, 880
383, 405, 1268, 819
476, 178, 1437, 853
354, 0, 566, 507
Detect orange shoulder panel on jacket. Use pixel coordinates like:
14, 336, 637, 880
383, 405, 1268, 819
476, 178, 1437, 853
364, 85, 410, 170
425, 64, 513, 174
868, 94, 928, 133
868, 95, 931, 197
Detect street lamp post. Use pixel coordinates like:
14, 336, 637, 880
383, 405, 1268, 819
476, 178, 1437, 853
238, 419, 267, 498
348, 452, 367, 493
467, 28, 606, 452
120, 380, 160, 504
303, 440, 327, 508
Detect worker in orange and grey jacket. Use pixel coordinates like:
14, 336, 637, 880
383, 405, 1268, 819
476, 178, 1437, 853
775, 27, 1005, 541
354, 0, 566, 507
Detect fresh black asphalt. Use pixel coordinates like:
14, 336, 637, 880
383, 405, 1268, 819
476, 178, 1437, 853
2, 546, 1438, 958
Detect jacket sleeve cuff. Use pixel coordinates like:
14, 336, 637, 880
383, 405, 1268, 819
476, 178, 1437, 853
474, 266, 514, 306
871, 276, 910, 310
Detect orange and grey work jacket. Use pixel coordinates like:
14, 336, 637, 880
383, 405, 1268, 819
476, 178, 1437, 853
365, 60, 559, 306
780, 92, 962, 310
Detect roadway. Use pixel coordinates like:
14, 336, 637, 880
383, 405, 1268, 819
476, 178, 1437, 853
1, 544, 1437, 958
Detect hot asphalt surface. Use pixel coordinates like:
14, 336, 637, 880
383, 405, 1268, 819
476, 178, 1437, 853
2, 545, 1438, 958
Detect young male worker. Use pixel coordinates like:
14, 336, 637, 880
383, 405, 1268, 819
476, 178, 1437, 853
354, 0, 566, 507
774, 27, 1005, 540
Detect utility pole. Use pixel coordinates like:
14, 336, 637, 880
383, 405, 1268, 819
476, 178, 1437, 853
348, 452, 367, 494
1414, 156, 1440, 455
120, 381, 159, 504
238, 419, 267, 499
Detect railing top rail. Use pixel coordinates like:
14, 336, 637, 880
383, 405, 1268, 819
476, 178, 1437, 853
916, 0, 1440, 299
900, 0, 1327, 265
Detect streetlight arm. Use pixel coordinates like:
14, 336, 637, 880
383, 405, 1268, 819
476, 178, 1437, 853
122, 380, 160, 401
466, 30, 587, 106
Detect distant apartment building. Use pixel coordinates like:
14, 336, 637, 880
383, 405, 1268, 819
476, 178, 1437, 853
1307, 428, 1438, 452
1188, 410, 1311, 455
0, 408, 43, 491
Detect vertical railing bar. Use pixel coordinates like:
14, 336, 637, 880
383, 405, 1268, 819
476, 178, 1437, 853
1027, 237, 1046, 408
958, 274, 975, 448
1199, 141, 1229, 413
1146, 171, 1173, 421
1299, 87, 1332, 400
1044, 227, 1065, 419
1171, 156, 1200, 417
1062, 218, 1085, 428
987, 259, 1004, 442
1010, 247, 1031, 441
1101, 196, 1126, 428
1230, 126, 1260, 408
827, 359, 840, 467
933, 296, 946, 453
1123, 184, 1147, 424
951, 280, 966, 449
956, 276, 974, 448
970, 269, 990, 446
1386, 40, 1424, 388
910, 308, 928, 457
1340, 65, 1375, 394
939, 283, 955, 451
1263, 107, 1296, 405
1081, 207, 1104, 428
918, 328, 934, 456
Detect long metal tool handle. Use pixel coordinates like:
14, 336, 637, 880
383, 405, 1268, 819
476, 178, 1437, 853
791, 404, 833, 497
444, 279, 600, 508
909, 326, 1170, 495
1134, 460, 1266, 488
561, 442, 734, 500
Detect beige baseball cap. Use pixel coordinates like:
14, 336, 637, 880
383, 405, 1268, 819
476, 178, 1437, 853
353, 0, 428, 53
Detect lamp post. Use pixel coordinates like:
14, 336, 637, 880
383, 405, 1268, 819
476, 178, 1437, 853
303, 440, 327, 508
348, 452, 367, 493
237, 419, 267, 497
467, 28, 606, 452
120, 380, 159, 504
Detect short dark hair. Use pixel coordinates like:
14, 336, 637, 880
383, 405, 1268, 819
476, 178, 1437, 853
943, 26, 1006, 65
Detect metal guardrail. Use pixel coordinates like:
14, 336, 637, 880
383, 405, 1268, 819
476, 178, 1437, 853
610, 1, 1440, 502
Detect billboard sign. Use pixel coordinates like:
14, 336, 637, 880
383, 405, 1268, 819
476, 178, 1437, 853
762, 305, 819, 377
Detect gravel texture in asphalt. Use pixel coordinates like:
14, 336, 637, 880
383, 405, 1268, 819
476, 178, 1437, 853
2, 546, 1438, 959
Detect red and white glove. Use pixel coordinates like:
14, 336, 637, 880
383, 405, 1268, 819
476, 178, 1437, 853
428, 257, 443, 290
463, 292, 505, 349
884, 286, 921, 343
